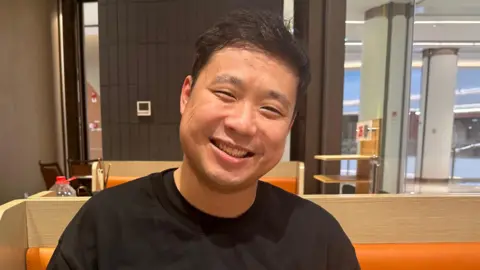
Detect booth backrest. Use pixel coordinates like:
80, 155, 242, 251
3, 195, 480, 269
98, 161, 182, 177
304, 194, 480, 244
24, 242, 480, 270
0, 200, 27, 270
93, 161, 304, 195
91, 161, 182, 191
26, 248, 53, 270
106, 176, 299, 194
353, 243, 480, 270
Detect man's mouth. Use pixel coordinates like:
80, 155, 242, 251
210, 138, 254, 159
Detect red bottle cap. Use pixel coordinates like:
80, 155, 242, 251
56, 176, 68, 184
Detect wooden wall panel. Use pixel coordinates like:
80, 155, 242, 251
100, 0, 282, 160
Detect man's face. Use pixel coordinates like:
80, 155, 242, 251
179, 47, 298, 192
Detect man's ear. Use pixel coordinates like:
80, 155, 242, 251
180, 75, 194, 115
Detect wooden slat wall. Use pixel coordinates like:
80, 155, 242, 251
99, 0, 282, 160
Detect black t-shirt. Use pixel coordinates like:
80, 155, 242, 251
47, 169, 360, 269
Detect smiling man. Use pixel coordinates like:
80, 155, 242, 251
48, 9, 359, 270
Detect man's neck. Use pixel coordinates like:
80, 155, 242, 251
173, 160, 257, 218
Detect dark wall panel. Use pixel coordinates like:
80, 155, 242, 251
99, 0, 282, 160
290, 0, 346, 194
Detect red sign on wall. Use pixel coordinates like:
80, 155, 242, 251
356, 120, 373, 141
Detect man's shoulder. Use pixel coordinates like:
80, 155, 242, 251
260, 182, 339, 223
259, 183, 359, 268
259, 181, 346, 235
260, 183, 358, 257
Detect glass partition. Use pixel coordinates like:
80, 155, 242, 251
341, 0, 480, 194
342, 1, 416, 194
406, 0, 480, 194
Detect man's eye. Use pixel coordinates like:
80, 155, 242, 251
215, 91, 236, 100
261, 106, 282, 116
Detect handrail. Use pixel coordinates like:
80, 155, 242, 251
451, 142, 480, 179
455, 143, 480, 153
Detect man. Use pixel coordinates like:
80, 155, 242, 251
48, 9, 359, 269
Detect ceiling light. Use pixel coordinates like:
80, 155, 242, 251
345, 42, 363, 46
415, 21, 480, 24
345, 42, 480, 47
415, 6, 425, 14
345, 21, 364, 24
345, 20, 480, 25
414, 42, 476, 46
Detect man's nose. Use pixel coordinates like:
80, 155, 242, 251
224, 103, 257, 137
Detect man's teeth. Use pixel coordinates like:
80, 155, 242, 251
217, 142, 248, 158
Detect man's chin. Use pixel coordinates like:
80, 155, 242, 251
200, 172, 257, 194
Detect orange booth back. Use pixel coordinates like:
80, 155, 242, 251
106, 176, 298, 194
26, 243, 480, 270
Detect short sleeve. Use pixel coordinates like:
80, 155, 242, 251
47, 200, 99, 270
326, 222, 361, 270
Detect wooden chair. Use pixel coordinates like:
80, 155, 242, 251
67, 159, 100, 177
68, 159, 102, 196
38, 161, 63, 190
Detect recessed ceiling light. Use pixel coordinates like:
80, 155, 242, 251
345, 21, 364, 24
415, 6, 425, 14
345, 20, 480, 25
345, 42, 363, 46
345, 41, 480, 47
415, 21, 480, 24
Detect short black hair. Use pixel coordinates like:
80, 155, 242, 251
191, 9, 311, 100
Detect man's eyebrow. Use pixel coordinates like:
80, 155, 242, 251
213, 74, 243, 86
267, 90, 292, 109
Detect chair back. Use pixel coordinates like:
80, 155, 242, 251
68, 159, 99, 177
38, 161, 63, 190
